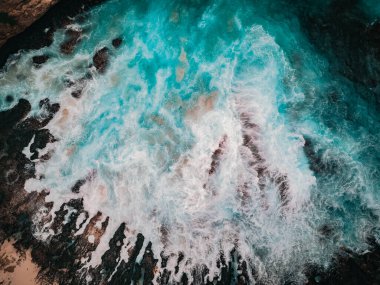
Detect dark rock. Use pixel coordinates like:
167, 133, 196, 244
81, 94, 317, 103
295, 0, 380, 110
209, 135, 227, 175
318, 224, 334, 238
32, 54, 49, 66
140, 242, 158, 285
92, 47, 109, 73
112, 37, 122, 48
275, 174, 289, 206
30, 129, 55, 151
6, 129, 35, 154
50, 203, 70, 233
306, 239, 380, 285
133, 262, 142, 284
39, 98, 60, 113
367, 21, 380, 46
74, 211, 108, 257
0, 99, 31, 132
5, 170, 19, 185
16, 98, 60, 130
237, 259, 250, 285
159, 269, 171, 285
109, 233, 145, 284
5, 95, 14, 103
0, 0, 107, 68
60, 29, 82, 54
175, 252, 184, 274
303, 136, 339, 175
181, 272, 189, 285
70, 171, 96, 193
71, 89, 82, 98
71, 179, 86, 193
70, 77, 87, 98
30, 128, 55, 159
96, 223, 126, 281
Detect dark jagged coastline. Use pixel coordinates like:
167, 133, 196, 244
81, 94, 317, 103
0, 0, 60, 47
1, 98, 380, 284
0, 0, 380, 284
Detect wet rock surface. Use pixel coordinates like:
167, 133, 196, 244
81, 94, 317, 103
0, 0, 60, 47
92, 47, 109, 73
0, 97, 285, 285
60, 28, 82, 54
291, 0, 380, 111
1, 75, 380, 285
2, 95, 379, 285
112, 37, 122, 48
0, 0, 107, 68
0, 97, 169, 285
32, 54, 49, 67
306, 240, 380, 285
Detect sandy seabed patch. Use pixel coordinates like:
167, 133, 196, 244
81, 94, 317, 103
0, 240, 39, 285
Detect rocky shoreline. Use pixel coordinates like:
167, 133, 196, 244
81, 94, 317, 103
1, 95, 380, 284
0, 0, 60, 48
0, 0, 106, 68
0, 0, 379, 284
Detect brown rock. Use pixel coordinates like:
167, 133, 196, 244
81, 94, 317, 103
71, 89, 82, 98
32, 54, 49, 66
0, 0, 60, 47
112, 37, 122, 48
92, 47, 109, 73
60, 28, 82, 54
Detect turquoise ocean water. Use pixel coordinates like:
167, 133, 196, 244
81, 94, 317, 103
0, 0, 379, 283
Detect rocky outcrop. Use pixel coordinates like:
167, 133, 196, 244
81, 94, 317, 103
0, 0, 60, 47
0, 0, 106, 68
92, 47, 109, 73
291, 0, 380, 110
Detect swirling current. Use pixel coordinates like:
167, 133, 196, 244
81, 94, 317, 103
0, 0, 379, 284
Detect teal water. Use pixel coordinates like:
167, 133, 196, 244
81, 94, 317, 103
1, 0, 380, 283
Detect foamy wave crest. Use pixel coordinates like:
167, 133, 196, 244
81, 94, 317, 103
1, 0, 378, 283
20, 23, 323, 283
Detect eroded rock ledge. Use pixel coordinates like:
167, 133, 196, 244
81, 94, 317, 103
0, 0, 106, 68
0, 0, 60, 47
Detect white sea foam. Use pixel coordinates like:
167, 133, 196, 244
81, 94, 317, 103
1, 1, 379, 283
19, 24, 324, 283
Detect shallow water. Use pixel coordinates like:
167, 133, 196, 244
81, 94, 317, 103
1, 0, 380, 283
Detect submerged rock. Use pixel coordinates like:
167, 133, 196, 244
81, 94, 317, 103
71, 179, 86, 193
295, 0, 380, 109
5, 95, 14, 103
306, 240, 380, 285
60, 28, 82, 54
71, 89, 82, 98
0, 0, 107, 68
112, 37, 122, 48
